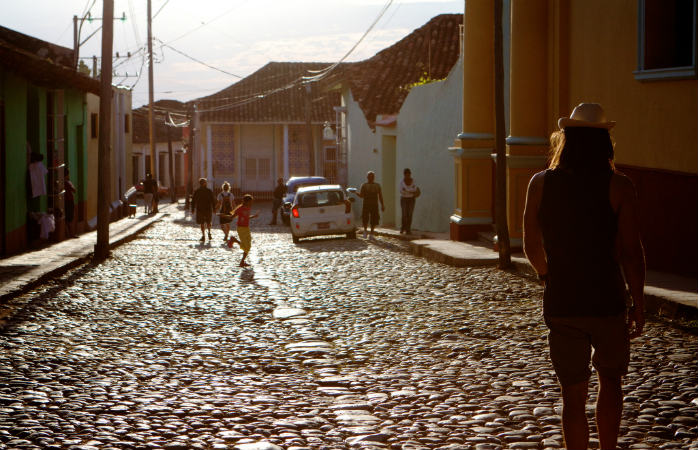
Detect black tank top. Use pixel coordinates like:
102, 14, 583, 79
538, 168, 626, 317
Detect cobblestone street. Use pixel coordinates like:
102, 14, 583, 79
0, 207, 696, 450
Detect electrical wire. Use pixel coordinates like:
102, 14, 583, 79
303, 0, 394, 83
153, 0, 172, 19
185, 1, 395, 113
156, 39, 243, 78
164, 1, 250, 45
127, 0, 143, 49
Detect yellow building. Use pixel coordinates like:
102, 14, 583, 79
451, 0, 697, 276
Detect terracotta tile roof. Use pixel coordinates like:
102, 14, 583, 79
0, 25, 99, 94
341, 14, 462, 128
196, 62, 341, 123
132, 99, 187, 143
191, 14, 461, 128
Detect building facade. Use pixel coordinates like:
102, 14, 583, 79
450, 0, 697, 275
193, 63, 341, 197
0, 25, 99, 255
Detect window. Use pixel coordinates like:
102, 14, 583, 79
90, 113, 98, 138
124, 114, 130, 133
636, 0, 697, 80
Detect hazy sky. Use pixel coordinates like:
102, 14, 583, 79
2, 0, 463, 108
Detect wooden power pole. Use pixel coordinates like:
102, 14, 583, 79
166, 113, 176, 202
147, 0, 156, 177
305, 83, 315, 176
493, 0, 512, 268
94, 0, 114, 259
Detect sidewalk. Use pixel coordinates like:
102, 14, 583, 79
374, 226, 698, 320
0, 201, 179, 303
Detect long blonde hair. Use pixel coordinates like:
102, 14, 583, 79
548, 128, 615, 173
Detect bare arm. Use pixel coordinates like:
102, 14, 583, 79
611, 173, 646, 338
523, 171, 548, 278
378, 185, 384, 210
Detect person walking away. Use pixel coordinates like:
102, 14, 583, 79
191, 178, 216, 242
64, 168, 77, 238
523, 103, 645, 450
216, 181, 235, 241
399, 168, 420, 234
270, 177, 286, 225
355, 171, 384, 240
228, 194, 258, 267
143, 173, 155, 214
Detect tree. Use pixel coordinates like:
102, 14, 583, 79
493, 0, 512, 268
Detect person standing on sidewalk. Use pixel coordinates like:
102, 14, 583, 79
523, 103, 645, 450
143, 173, 155, 214
399, 168, 420, 234
216, 181, 235, 241
355, 171, 384, 240
269, 177, 286, 225
191, 178, 216, 242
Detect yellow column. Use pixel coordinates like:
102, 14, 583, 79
449, 0, 495, 241
505, 0, 550, 247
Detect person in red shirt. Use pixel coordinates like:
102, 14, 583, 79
228, 194, 258, 267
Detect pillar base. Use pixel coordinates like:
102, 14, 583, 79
450, 215, 493, 241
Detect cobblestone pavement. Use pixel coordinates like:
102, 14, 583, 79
0, 208, 696, 450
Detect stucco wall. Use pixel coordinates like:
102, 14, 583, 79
395, 58, 463, 233
344, 88, 381, 200
86, 93, 99, 223
567, 0, 697, 174
1, 72, 30, 234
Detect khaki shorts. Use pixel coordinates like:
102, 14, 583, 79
545, 313, 629, 387
237, 226, 251, 252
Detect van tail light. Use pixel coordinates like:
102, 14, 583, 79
292, 206, 300, 218
344, 199, 352, 214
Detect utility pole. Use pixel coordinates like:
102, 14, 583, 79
185, 104, 195, 209
73, 15, 79, 68
166, 113, 176, 203
493, 0, 511, 268
304, 83, 315, 175
94, 0, 113, 260
147, 0, 156, 177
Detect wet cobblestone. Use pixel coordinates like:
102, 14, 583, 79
0, 208, 696, 449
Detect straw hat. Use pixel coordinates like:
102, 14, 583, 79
558, 103, 615, 130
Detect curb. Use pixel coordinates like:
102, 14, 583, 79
0, 205, 173, 306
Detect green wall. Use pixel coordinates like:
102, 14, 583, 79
2, 71, 31, 233
1, 69, 88, 237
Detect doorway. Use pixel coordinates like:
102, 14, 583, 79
381, 135, 396, 227
243, 157, 271, 192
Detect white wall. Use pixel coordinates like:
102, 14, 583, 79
395, 58, 463, 233
344, 88, 381, 192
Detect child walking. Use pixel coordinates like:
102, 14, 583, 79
227, 194, 257, 267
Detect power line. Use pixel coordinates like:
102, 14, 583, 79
156, 39, 243, 78
153, 0, 172, 19
164, 1, 250, 45
303, 0, 394, 83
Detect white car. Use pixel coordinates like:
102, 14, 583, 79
289, 185, 356, 243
